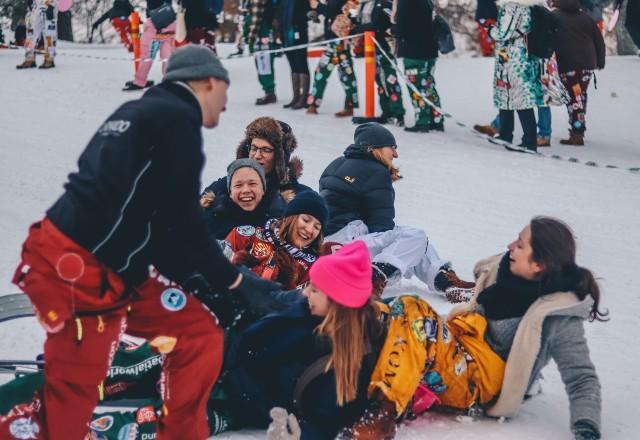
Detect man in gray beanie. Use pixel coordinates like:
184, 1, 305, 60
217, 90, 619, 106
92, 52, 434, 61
2, 43, 280, 439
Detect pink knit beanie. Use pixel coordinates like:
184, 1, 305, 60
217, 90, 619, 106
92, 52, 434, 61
309, 241, 373, 308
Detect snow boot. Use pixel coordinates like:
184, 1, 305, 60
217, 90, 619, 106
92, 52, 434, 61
283, 73, 300, 108
560, 131, 584, 146
334, 108, 353, 117
306, 105, 318, 114
16, 59, 36, 69
404, 124, 430, 133
537, 137, 551, 147
434, 266, 475, 303
38, 58, 55, 69
372, 262, 399, 298
429, 121, 445, 132
380, 113, 404, 127
291, 73, 309, 109
255, 92, 277, 105
473, 124, 497, 137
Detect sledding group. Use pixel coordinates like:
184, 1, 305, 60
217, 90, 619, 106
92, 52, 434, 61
0, 45, 606, 440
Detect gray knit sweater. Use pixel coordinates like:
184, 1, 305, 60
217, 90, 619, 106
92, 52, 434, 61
449, 254, 602, 434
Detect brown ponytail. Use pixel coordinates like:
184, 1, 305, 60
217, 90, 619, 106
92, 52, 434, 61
529, 216, 609, 322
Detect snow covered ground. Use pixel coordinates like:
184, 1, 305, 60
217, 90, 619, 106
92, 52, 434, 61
1, 42, 639, 439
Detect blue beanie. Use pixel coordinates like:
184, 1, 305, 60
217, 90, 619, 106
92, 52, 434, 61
283, 191, 329, 228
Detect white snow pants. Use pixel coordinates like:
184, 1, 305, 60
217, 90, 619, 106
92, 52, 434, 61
25, 1, 57, 61
325, 220, 449, 291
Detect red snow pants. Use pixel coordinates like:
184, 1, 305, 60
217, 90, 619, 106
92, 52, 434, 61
1, 218, 223, 440
111, 17, 133, 52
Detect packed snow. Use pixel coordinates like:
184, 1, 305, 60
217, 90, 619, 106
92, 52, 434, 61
1, 42, 638, 439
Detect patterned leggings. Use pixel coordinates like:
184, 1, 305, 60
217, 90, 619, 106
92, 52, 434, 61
560, 69, 593, 133
308, 42, 359, 109
403, 58, 443, 127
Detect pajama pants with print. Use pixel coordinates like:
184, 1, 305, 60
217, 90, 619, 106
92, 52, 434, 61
307, 41, 359, 109
560, 69, 593, 133
403, 58, 443, 128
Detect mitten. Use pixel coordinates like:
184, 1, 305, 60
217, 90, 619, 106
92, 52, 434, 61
267, 407, 301, 440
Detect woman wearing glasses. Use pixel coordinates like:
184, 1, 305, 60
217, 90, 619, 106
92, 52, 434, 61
202, 117, 312, 212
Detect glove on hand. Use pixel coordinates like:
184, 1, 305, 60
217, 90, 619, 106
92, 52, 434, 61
572, 420, 601, 440
183, 272, 245, 330
267, 407, 301, 440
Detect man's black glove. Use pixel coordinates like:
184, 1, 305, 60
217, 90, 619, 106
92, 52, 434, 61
572, 420, 600, 440
232, 266, 294, 316
183, 272, 246, 330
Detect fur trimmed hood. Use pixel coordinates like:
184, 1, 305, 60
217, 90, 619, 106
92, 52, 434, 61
496, 0, 545, 7
235, 117, 303, 189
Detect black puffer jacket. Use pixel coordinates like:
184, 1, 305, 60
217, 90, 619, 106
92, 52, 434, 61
394, 0, 439, 60
47, 82, 238, 290
319, 144, 395, 236
205, 191, 286, 239
553, 0, 606, 73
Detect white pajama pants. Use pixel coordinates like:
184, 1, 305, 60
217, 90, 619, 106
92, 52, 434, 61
325, 220, 449, 291
25, 3, 57, 61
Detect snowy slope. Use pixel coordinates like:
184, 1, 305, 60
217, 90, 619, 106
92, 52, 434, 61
1, 43, 639, 439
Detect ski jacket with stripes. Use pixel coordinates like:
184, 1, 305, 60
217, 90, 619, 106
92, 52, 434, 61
46, 81, 238, 290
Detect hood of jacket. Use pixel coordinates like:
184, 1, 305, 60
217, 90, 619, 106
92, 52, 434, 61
343, 143, 378, 161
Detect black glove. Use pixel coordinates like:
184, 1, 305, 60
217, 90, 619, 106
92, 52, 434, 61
232, 266, 291, 316
183, 272, 245, 330
572, 420, 600, 440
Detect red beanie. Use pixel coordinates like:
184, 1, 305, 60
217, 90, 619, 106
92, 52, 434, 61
309, 241, 372, 308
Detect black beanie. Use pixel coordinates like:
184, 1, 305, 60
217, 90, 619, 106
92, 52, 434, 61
283, 191, 329, 228
353, 122, 397, 149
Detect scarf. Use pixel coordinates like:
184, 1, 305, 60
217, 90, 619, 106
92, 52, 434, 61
263, 218, 318, 264
477, 253, 581, 320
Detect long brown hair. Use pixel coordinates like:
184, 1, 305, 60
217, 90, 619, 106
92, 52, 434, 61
529, 216, 608, 322
277, 215, 323, 254
316, 299, 380, 406
370, 148, 402, 182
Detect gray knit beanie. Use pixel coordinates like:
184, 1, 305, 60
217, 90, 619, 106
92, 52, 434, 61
227, 159, 266, 192
163, 45, 230, 84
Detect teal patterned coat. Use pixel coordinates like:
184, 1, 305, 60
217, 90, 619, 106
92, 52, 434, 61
491, 0, 544, 110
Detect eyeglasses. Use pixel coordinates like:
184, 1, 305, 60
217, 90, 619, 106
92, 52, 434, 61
249, 144, 275, 155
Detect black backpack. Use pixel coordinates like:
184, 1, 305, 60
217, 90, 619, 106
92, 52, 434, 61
527, 5, 560, 59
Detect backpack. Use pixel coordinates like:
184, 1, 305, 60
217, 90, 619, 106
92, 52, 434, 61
527, 5, 560, 59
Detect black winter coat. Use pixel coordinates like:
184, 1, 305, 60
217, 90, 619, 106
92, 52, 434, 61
553, 0, 606, 73
351, 0, 393, 42
475, 0, 498, 21
225, 302, 384, 440
316, 0, 345, 39
182, 0, 218, 30
47, 82, 238, 290
205, 191, 286, 239
395, 0, 439, 60
319, 144, 395, 236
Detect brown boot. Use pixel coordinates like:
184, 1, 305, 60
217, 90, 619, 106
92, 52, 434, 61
537, 137, 551, 147
473, 124, 497, 136
39, 54, 55, 69
16, 59, 36, 69
560, 131, 584, 146
341, 393, 397, 440
306, 105, 318, 114
334, 108, 354, 117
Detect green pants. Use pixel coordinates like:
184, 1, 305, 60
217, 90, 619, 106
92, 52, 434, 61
308, 41, 359, 109
246, 20, 277, 94
375, 39, 405, 118
403, 58, 443, 127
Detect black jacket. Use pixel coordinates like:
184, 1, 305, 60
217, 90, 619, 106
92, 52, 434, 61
475, 0, 498, 21
93, 0, 134, 28
225, 301, 384, 439
319, 144, 395, 236
351, 0, 393, 42
316, 0, 345, 39
553, 0, 606, 73
205, 192, 286, 239
47, 82, 238, 290
182, 0, 218, 30
395, 0, 439, 60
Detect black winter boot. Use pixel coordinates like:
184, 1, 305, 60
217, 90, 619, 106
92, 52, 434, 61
291, 73, 310, 109
283, 73, 300, 108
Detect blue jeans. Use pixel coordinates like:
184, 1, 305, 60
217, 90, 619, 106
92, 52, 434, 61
491, 107, 551, 138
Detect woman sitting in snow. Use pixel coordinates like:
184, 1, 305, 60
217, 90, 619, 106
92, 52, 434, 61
222, 190, 332, 290
223, 216, 604, 440
319, 121, 475, 303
